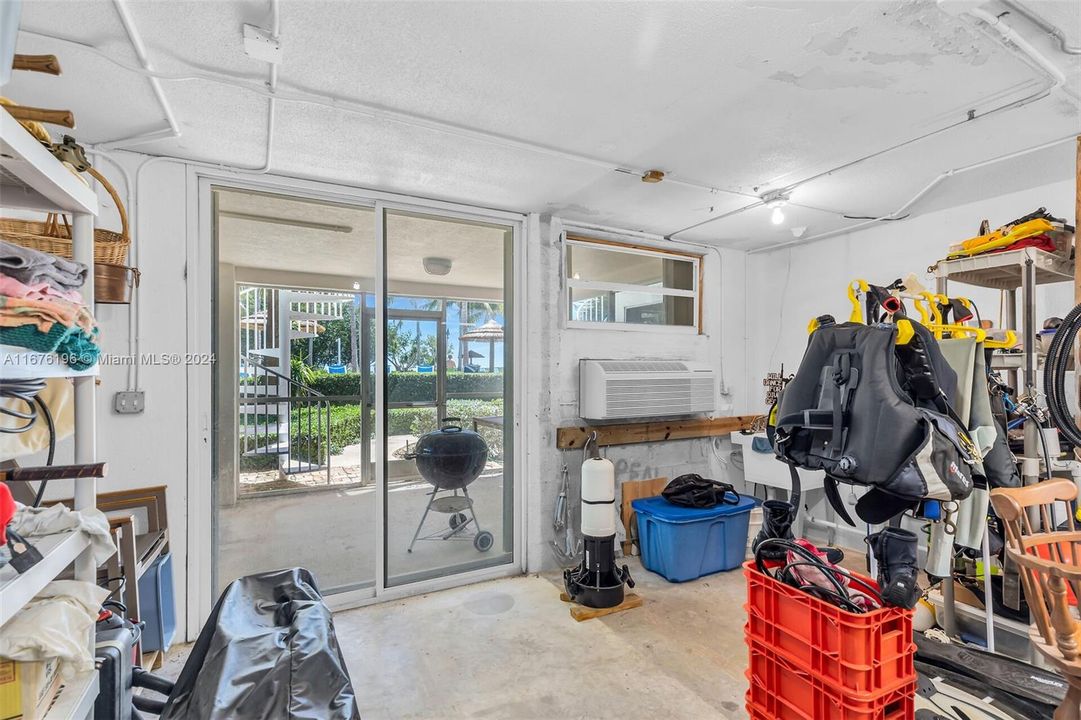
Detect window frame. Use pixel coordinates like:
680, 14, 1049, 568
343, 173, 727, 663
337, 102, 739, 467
563, 233, 703, 334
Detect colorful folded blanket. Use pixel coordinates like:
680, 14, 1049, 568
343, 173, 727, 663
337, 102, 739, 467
0, 295, 97, 335
0, 323, 100, 370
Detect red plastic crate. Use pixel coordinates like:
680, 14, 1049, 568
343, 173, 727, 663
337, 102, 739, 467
746, 638, 915, 720
743, 561, 915, 697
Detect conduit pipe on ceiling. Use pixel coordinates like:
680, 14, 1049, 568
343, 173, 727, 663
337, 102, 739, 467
84, 0, 281, 391
17, 28, 755, 201
98, 0, 181, 149
967, 6, 1069, 92
1001, 0, 1081, 55
745, 133, 1077, 255
667, 3, 1073, 240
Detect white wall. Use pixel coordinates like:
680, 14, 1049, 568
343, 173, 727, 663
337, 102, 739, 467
29, 151, 194, 636
742, 177, 1076, 544
524, 216, 748, 572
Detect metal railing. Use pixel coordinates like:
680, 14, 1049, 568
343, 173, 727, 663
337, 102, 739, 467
239, 354, 332, 483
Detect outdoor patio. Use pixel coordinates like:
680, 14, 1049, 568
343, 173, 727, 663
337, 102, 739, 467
218, 468, 510, 594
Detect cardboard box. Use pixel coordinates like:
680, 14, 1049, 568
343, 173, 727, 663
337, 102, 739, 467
0, 658, 62, 720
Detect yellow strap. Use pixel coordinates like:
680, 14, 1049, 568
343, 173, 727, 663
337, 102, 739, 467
912, 296, 931, 325
895, 319, 915, 346
847, 279, 869, 324
984, 329, 1018, 349
930, 324, 987, 342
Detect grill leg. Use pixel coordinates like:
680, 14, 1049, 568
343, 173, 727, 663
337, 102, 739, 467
408, 490, 438, 553
462, 487, 482, 532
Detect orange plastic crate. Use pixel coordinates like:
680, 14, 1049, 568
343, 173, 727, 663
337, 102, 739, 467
743, 561, 915, 697
746, 638, 914, 720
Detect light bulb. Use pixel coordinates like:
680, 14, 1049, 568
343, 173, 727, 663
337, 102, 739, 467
771, 207, 785, 225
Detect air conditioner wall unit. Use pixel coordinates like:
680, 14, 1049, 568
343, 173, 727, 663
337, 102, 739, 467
578, 359, 716, 421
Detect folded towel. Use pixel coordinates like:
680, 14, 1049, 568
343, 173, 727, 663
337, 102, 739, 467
0, 294, 96, 334
0, 323, 99, 370
0, 273, 83, 303
0, 240, 88, 291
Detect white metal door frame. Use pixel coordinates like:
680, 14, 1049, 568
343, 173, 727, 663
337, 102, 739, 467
188, 170, 527, 629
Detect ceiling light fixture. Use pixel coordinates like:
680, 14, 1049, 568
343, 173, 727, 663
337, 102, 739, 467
423, 257, 453, 276
761, 189, 790, 226
641, 170, 665, 183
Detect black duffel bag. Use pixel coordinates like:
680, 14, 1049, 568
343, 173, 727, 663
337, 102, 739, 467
662, 473, 740, 508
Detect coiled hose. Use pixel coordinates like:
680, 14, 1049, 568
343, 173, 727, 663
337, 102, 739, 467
0, 378, 56, 505
1043, 301, 1081, 448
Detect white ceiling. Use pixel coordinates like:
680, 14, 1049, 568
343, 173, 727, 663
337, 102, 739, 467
5, 0, 1080, 249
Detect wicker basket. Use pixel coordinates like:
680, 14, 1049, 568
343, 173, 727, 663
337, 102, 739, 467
0, 165, 130, 265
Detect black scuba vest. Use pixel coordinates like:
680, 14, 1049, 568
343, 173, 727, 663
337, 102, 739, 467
772, 321, 977, 524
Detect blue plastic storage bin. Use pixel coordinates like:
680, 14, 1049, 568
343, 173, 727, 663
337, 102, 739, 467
137, 552, 176, 653
632, 493, 756, 582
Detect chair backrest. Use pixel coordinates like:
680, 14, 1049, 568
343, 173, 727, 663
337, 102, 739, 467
989, 480, 1081, 666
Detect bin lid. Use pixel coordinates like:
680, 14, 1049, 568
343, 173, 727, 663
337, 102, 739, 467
631, 493, 755, 522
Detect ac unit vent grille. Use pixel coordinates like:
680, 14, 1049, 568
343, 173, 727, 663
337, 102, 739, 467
603, 377, 714, 418
597, 361, 688, 373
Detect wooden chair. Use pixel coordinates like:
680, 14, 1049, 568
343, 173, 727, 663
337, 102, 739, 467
990, 480, 1081, 719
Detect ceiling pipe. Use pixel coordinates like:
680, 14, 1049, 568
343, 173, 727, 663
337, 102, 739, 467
98, 0, 181, 149
965, 5, 1069, 92
745, 134, 1076, 255
1000, 0, 1081, 55
18, 28, 754, 201
668, 3, 1070, 240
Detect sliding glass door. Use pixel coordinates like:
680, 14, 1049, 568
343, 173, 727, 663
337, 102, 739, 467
381, 207, 515, 587
212, 186, 518, 603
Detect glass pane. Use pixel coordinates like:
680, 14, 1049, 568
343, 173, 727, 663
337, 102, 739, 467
569, 288, 695, 326
386, 316, 439, 405
215, 188, 377, 597
567, 243, 694, 290
384, 208, 513, 587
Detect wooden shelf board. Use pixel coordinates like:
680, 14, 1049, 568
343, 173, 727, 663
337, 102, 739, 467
556, 414, 761, 449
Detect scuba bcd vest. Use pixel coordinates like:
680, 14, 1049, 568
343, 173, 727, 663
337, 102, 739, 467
770, 317, 978, 525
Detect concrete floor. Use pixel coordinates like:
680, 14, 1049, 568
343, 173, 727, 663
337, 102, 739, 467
217, 471, 510, 594
161, 557, 751, 718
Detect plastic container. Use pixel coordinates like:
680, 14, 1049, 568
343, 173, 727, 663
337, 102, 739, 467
632, 493, 755, 582
137, 552, 177, 653
743, 561, 915, 697
745, 638, 914, 720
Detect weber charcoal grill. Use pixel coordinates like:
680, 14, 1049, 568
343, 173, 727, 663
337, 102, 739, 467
405, 417, 494, 552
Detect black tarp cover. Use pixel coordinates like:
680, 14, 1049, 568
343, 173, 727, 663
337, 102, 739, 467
161, 568, 360, 719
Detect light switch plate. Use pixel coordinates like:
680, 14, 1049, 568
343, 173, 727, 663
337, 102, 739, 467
114, 391, 145, 414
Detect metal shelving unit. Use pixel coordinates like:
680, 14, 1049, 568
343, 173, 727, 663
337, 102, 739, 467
934, 246, 1075, 657
1, 111, 100, 719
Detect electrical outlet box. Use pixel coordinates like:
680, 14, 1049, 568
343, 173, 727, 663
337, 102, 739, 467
114, 391, 145, 415
243, 24, 282, 64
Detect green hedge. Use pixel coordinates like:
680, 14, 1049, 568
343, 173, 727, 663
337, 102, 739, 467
238, 398, 504, 466
304, 370, 502, 402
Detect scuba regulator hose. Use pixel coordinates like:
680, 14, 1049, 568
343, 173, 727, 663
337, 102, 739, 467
1043, 302, 1081, 449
